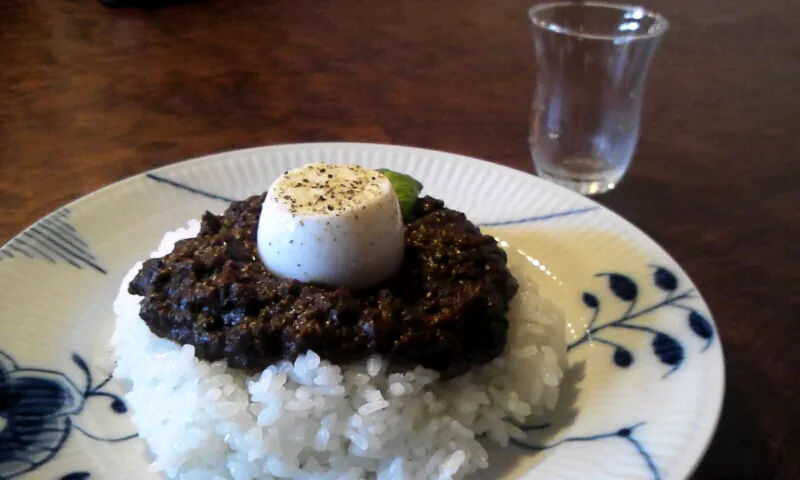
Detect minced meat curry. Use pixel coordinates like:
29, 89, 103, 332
129, 195, 518, 379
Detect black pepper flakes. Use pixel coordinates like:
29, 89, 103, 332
327, 205, 334, 211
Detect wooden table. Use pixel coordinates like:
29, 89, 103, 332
1, 0, 798, 478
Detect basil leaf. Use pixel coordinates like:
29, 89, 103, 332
376, 168, 424, 220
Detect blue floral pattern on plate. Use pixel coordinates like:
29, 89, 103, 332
570, 266, 715, 376
511, 265, 715, 480
0, 351, 135, 479
0, 209, 105, 274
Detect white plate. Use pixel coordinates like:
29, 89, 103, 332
0, 143, 724, 480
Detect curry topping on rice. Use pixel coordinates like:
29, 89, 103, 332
129, 194, 518, 379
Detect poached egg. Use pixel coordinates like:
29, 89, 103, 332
257, 163, 405, 289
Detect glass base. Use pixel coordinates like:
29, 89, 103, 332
531, 152, 630, 196
537, 171, 622, 195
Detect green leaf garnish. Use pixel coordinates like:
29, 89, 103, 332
376, 168, 423, 221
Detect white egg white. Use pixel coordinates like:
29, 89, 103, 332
257, 163, 405, 289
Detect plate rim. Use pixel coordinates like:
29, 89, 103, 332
0, 141, 725, 480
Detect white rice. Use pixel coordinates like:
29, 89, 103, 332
111, 220, 566, 480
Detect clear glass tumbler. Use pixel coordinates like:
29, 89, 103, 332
528, 2, 668, 195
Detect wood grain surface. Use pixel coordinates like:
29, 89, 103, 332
1, 0, 798, 478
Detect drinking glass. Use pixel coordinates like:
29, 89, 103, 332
528, 1, 668, 195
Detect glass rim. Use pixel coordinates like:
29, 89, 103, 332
528, 1, 669, 41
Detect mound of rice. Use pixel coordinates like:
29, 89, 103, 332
111, 220, 565, 480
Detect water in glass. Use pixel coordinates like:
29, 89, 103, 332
529, 2, 668, 195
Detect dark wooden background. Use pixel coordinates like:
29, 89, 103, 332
1, 0, 798, 478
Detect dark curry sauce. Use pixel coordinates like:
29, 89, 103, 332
129, 195, 517, 379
